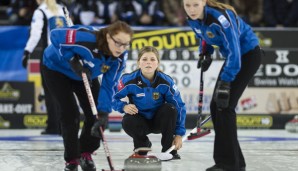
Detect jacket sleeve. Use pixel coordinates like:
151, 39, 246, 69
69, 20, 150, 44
97, 55, 127, 113
217, 11, 241, 82
112, 76, 129, 113
50, 27, 96, 61
165, 80, 186, 136
24, 9, 44, 53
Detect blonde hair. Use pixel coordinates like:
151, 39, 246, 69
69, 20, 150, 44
44, 0, 59, 15
137, 46, 161, 71
206, 0, 237, 15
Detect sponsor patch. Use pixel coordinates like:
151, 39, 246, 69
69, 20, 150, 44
218, 15, 230, 28
172, 84, 178, 92
66, 30, 76, 44
136, 93, 145, 97
93, 48, 99, 54
194, 28, 202, 34
123, 53, 128, 60
83, 59, 95, 68
172, 84, 180, 95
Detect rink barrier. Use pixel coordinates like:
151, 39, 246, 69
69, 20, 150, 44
0, 113, 295, 130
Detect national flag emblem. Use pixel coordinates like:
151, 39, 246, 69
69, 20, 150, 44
101, 65, 110, 73
206, 31, 215, 38
117, 80, 124, 91
152, 92, 160, 100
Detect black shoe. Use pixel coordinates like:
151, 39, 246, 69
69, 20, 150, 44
41, 130, 60, 135
206, 165, 225, 171
240, 167, 246, 171
64, 159, 79, 171
206, 165, 246, 171
136, 141, 152, 155
172, 153, 181, 160
170, 150, 181, 160
80, 152, 96, 171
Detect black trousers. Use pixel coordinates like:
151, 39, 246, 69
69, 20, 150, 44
122, 103, 177, 152
210, 46, 262, 171
42, 65, 101, 162
40, 56, 60, 133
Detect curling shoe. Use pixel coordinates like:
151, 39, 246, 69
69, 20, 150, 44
80, 152, 96, 171
206, 165, 246, 171
170, 150, 181, 160
64, 159, 79, 171
137, 141, 152, 155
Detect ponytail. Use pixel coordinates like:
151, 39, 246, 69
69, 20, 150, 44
45, 0, 59, 15
206, 0, 237, 15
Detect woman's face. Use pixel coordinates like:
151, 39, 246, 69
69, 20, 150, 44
183, 0, 206, 20
107, 32, 131, 57
138, 52, 159, 76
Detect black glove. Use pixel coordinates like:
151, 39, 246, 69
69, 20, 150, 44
69, 56, 91, 82
197, 53, 212, 72
91, 111, 109, 138
22, 50, 30, 68
214, 81, 231, 109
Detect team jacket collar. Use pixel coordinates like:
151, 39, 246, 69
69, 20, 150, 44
138, 70, 159, 87
98, 51, 126, 62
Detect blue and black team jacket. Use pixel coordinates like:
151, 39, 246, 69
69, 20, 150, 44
187, 6, 259, 82
112, 69, 186, 136
43, 25, 127, 113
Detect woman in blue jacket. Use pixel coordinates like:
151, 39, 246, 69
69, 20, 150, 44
42, 21, 133, 171
183, 0, 262, 171
113, 46, 186, 160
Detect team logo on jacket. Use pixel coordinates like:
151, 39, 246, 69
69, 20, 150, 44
152, 92, 160, 100
101, 65, 110, 73
137, 81, 142, 85
55, 18, 64, 28
206, 31, 215, 38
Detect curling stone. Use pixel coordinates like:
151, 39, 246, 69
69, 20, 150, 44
285, 115, 298, 133
108, 114, 123, 132
124, 148, 161, 171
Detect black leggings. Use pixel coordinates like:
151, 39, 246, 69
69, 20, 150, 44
210, 46, 262, 171
40, 56, 60, 133
42, 65, 101, 162
122, 103, 177, 152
